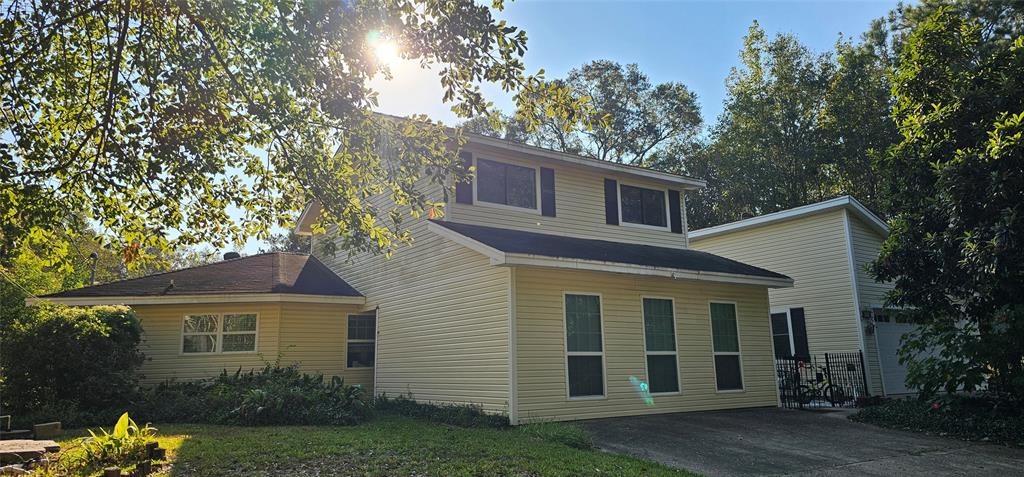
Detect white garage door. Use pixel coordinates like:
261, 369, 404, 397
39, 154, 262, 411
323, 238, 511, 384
874, 322, 919, 395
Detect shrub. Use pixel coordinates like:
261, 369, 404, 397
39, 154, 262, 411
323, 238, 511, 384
0, 304, 144, 427
374, 394, 509, 428
134, 365, 368, 426
851, 395, 1024, 446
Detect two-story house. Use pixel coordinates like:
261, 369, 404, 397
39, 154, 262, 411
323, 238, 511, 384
36, 132, 794, 424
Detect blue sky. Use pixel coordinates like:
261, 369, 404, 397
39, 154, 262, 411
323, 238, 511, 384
240, 0, 900, 254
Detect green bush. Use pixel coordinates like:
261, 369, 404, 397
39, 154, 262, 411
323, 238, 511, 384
134, 365, 368, 426
0, 304, 144, 427
851, 395, 1024, 446
374, 394, 509, 428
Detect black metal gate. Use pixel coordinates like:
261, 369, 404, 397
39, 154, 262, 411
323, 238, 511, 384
775, 351, 869, 409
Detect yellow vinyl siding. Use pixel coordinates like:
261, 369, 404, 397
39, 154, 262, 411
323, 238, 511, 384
690, 210, 862, 356
277, 302, 374, 392
315, 180, 511, 412
131, 301, 372, 389
514, 267, 776, 422
847, 215, 895, 395
450, 144, 687, 249
133, 303, 280, 384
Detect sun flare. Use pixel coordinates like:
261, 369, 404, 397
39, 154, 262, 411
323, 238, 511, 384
373, 39, 400, 66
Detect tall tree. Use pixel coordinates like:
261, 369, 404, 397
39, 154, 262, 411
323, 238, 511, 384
509, 60, 702, 167
871, 6, 1024, 397
820, 28, 899, 215
1, 0, 590, 269
693, 22, 836, 226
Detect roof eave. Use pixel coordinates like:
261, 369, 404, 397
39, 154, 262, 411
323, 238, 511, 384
27, 293, 366, 307
688, 196, 889, 241
426, 221, 793, 288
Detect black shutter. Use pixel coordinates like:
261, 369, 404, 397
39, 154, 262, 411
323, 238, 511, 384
455, 152, 473, 204
790, 308, 810, 359
540, 167, 556, 217
668, 190, 683, 234
604, 179, 619, 225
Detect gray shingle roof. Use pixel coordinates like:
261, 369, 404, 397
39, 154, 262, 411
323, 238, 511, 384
430, 220, 790, 281
42, 252, 362, 298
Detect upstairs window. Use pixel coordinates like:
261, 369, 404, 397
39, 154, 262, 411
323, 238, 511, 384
347, 314, 376, 368
619, 184, 667, 227
476, 158, 538, 210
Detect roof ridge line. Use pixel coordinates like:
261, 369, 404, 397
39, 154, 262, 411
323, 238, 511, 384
56, 251, 281, 293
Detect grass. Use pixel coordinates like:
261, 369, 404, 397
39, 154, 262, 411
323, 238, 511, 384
51, 415, 695, 476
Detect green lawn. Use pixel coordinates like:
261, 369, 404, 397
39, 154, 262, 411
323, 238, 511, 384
54, 416, 695, 476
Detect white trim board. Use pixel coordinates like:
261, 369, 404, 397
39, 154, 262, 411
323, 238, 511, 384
28, 293, 367, 306
426, 221, 794, 289
689, 196, 888, 241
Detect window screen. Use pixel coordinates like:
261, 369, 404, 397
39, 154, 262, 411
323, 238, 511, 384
620, 184, 667, 227
476, 158, 537, 209
565, 294, 604, 397
710, 303, 743, 391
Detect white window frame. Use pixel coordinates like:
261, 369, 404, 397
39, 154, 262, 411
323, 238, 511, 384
180, 312, 259, 355
472, 156, 542, 214
770, 307, 796, 357
641, 296, 681, 396
708, 300, 745, 393
562, 291, 607, 400
346, 313, 377, 369
617, 181, 671, 230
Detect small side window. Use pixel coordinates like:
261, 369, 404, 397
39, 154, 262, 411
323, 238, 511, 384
347, 314, 376, 368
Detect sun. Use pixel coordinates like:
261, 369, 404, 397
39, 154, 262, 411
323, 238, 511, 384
373, 39, 400, 66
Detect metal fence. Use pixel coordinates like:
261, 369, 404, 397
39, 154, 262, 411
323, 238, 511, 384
775, 352, 869, 409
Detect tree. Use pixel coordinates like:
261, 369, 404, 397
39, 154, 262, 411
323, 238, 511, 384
819, 29, 899, 215
871, 6, 1024, 398
692, 22, 836, 227
260, 231, 311, 254
499, 60, 702, 167
459, 112, 533, 143
1, 0, 590, 269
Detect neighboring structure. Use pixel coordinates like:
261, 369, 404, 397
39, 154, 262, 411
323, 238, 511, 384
36, 132, 796, 424
689, 196, 912, 396
33, 252, 375, 391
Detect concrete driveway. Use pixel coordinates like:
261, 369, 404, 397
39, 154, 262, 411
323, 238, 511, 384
581, 408, 1024, 476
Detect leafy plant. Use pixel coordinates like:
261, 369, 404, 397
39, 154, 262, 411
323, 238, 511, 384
79, 412, 157, 471
134, 365, 368, 426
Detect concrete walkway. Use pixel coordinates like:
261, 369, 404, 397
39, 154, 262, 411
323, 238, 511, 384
581, 408, 1024, 476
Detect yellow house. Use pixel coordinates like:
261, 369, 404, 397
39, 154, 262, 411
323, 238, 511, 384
689, 196, 911, 396
35, 252, 376, 391
299, 133, 793, 423
39, 133, 796, 424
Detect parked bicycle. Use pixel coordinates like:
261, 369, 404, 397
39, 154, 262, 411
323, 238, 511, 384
797, 365, 851, 406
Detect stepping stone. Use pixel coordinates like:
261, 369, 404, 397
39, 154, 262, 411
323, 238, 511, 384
0, 440, 59, 464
